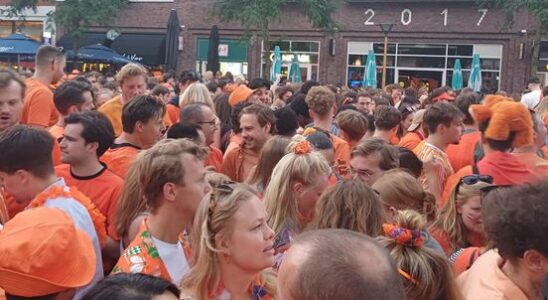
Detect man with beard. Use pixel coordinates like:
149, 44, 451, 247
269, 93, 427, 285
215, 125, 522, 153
221, 103, 276, 182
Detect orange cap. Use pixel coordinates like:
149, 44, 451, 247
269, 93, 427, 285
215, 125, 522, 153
229, 84, 254, 107
0, 207, 96, 297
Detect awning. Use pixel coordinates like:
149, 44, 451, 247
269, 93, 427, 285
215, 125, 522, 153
58, 32, 166, 67
197, 38, 248, 63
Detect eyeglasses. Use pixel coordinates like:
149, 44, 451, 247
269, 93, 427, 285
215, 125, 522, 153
454, 175, 494, 196
349, 167, 375, 179
197, 118, 217, 127
207, 182, 237, 233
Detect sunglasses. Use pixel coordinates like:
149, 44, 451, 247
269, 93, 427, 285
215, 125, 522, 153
455, 174, 493, 196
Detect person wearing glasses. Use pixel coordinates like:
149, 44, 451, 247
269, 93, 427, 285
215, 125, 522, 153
349, 137, 399, 186
180, 183, 276, 300
458, 183, 548, 300
21, 45, 66, 128
181, 104, 223, 172
112, 139, 211, 285
429, 175, 494, 256
378, 210, 464, 300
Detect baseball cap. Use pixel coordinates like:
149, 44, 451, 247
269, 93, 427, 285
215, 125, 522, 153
407, 109, 426, 132
0, 207, 96, 297
229, 84, 254, 107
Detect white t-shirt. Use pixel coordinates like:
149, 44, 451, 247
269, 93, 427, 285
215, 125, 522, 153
152, 236, 190, 285
521, 89, 542, 109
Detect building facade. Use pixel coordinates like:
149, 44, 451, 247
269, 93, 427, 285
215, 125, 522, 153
1, 0, 544, 93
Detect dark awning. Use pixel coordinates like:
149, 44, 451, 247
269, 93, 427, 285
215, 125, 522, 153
58, 32, 166, 67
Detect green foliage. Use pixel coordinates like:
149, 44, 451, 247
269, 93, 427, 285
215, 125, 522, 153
482, 0, 547, 32
213, 0, 337, 38
6, 0, 129, 38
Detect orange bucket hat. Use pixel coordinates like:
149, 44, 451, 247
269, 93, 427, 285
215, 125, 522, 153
0, 207, 96, 297
229, 84, 254, 107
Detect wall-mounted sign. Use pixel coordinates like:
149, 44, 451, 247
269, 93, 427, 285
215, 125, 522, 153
218, 44, 229, 57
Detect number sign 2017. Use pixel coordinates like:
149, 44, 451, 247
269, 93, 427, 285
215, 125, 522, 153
364, 8, 488, 26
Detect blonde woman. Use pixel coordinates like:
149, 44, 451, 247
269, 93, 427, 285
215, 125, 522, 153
308, 179, 385, 237
264, 140, 331, 251
179, 82, 215, 112
429, 175, 493, 256
372, 169, 442, 252
180, 184, 276, 300
377, 210, 464, 300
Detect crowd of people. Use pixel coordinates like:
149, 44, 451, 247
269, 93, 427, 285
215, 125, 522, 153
0, 44, 547, 300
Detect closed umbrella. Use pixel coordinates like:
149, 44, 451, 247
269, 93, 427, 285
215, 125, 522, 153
67, 44, 132, 65
288, 54, 302, 83
165, 9, 181, 72
270, 45, 282, 82
206, 25, 220, 74
468, 54, 482, 92
362, 50, 378, 88
451, 58, 463, 90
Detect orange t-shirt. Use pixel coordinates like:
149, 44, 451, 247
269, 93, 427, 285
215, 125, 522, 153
55, 164, 124, 239
446, 131, 482, 172
99, 96, 171, 137
206, 145, 223, 172
100, 143, 141, 179
331, 134, 351, 173
49, 126, 63, 167
3, 191, 25, 219
399, 131, 424, 151
440, 166, 473, 208
511, 152, 548, 179
221, 145, 260, 182
224, 133, 244, 159
166, 103, 180, 124
21, 78, 58, 127
414, 141, 454, 200
98, 96, 124, 136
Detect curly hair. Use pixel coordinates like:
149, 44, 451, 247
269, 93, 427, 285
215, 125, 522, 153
305, 86, 336, 116
482, 182, 548, 257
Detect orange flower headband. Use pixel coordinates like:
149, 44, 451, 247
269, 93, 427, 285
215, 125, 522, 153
294, 140, 313, 155
382, 224, 424, 247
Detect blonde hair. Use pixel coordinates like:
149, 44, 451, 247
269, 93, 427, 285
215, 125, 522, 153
181, 184, 276, 299
179, 82, 215, 112
116, 63, 148, 86
205, 171, 232, 188
264, 141, 331, 236
372, 169, 436, 222
377, 210, 464, 300
308, 180, 386, 237
430, 180, 491, 254
114, 139, 207, 238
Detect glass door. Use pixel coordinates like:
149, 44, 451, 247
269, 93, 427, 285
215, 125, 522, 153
396, 68, 445, 91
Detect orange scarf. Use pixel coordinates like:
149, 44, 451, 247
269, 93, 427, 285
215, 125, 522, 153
30, 184, 107, 247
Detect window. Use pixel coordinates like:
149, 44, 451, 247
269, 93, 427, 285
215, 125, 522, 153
261, 40, 320, 81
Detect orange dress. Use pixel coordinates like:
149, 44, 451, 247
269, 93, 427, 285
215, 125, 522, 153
55, 164, 124, 239
21, 78, 58, 127
100, 143, 141, 179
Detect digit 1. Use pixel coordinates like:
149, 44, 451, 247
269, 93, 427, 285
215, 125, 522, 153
441, 9, 448, 26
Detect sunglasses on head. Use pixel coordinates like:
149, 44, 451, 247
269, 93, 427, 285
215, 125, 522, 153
455, 174, 493, 196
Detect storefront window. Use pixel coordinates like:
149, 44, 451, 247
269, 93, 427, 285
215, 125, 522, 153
262, 40, 320, 81
196, 38, 249, 78
0, 20, 43, 41
347, 42, 502, 91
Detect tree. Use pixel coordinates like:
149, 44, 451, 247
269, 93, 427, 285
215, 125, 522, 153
482, 0, 547, 78
5, 0, 128, 68
213, 0, 337, 80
